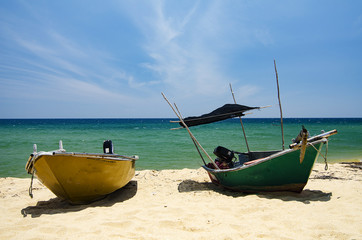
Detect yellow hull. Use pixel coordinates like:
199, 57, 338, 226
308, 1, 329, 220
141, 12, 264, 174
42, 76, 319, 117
28, 153, 136, 204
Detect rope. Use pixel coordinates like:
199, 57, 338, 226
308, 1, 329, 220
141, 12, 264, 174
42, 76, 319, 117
308, 138, 329, 170
29, 172, 34, 198
324, 140, 329, 170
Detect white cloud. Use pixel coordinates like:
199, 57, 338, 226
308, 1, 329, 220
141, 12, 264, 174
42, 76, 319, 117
2, 16, 152, 97
120, 1, 238, 98
0, 1, 280, 117
2, 1, 359, 118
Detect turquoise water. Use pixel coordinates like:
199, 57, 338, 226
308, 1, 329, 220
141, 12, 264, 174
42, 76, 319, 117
0, 118, 361, 178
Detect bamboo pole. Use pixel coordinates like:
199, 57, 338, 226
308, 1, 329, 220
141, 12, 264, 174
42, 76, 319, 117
173, 103, 208, 166
229, 83, 250, 153
274, 59, 285, 150
161, 93, 219, 169
289, 129, 337, 149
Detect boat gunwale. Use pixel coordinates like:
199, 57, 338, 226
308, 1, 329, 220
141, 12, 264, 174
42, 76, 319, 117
26, 150, 138, 174
31, 151, 138, 161
203, 138, 327, 174
51, 152, 138, 161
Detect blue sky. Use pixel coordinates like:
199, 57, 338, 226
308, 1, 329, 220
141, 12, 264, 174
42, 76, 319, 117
0, 1, 361, 118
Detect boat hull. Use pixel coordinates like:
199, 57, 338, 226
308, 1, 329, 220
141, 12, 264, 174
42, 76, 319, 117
203, 141, 324, 193
30, 154, 136, 204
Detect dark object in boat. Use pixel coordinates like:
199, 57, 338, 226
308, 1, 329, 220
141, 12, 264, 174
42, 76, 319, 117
103, 140, 114, 154
213, 146, 235, 163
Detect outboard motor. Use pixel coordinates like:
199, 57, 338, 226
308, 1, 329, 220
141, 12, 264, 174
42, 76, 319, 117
213, 146, 234, 163
103, 140, 114, 154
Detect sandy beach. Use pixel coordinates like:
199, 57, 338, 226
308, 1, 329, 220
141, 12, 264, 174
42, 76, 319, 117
0, 162, 361, 240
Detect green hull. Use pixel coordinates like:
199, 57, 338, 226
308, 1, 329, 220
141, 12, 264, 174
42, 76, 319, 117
203, 141, 325, 192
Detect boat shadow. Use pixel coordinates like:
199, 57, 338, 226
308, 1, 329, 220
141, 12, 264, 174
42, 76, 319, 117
21, 181, 138, 218
178, 180, 332, 203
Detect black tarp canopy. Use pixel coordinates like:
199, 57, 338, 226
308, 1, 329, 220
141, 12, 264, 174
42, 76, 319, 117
179, 104, 259, 127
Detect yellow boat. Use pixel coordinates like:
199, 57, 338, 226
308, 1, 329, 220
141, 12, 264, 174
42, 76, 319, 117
25, 140, 138, 204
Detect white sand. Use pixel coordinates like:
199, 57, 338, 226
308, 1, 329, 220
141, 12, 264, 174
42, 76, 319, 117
0, 163, 361, 239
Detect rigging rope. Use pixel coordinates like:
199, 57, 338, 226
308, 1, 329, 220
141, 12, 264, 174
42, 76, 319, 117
308, 138, 329, 170
29, 172, 34, 198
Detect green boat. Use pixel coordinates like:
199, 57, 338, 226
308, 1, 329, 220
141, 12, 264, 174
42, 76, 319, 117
162, 92, 337, 193
203, 131, 336, 192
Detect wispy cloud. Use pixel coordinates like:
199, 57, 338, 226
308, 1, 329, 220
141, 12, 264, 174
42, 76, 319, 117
0, 1, 269, 116
120, 1, 239, 98
0, 13, 149, 102
1, 1, 360, 118
123, 1, 270, 103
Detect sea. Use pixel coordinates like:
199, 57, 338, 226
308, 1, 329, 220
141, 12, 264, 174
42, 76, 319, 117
0, 118, 361, 178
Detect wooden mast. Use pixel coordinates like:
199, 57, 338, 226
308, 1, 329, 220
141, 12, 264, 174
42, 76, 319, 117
229, 83, 250, 153
274, 59, 285, 150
